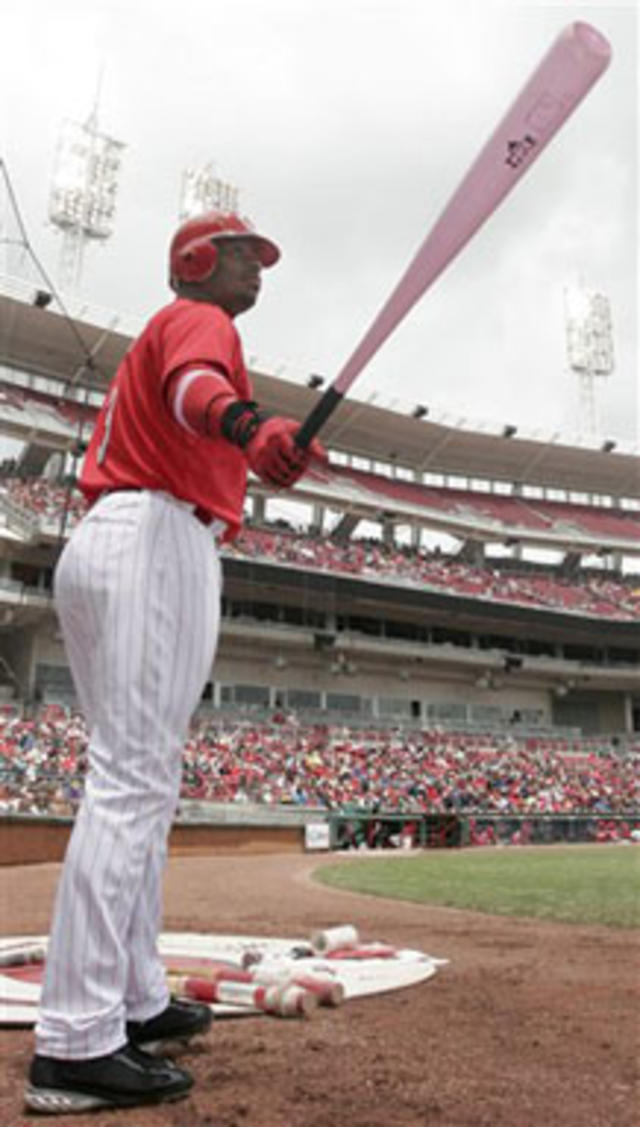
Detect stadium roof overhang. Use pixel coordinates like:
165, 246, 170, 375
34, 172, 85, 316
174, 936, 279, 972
1, 284, 638, 499
0, 287, 132, 388
303, 402, 640, 500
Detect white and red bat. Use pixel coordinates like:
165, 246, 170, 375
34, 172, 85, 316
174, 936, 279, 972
166, 972, 318, 1017
295, 21, 611, 446
166, 961, 344, 1007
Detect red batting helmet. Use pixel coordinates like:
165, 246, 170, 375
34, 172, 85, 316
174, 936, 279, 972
169, 210, 280, 285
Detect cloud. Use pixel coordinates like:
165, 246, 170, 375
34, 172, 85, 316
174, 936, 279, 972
1, 0, 636, 443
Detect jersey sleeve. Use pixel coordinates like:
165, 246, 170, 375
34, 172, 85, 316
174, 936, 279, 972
157, 300, 240, 393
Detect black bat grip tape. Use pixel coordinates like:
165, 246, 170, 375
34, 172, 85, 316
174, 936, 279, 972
295, 386, 343, 449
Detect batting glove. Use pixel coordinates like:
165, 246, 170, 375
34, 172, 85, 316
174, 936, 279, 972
244, 417, 327, 488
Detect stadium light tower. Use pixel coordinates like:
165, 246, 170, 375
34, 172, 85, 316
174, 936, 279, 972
179, 163, 239, 220
564, 286, 614, 437
49, 102, 125, 293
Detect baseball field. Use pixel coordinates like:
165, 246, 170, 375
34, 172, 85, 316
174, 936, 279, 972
0, 845, 638, 1126
315, 844, 640, 928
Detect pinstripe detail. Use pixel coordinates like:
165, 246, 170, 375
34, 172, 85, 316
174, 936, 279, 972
36, 491, 221, 1058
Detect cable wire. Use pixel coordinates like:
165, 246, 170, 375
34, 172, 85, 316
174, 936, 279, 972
0, 158, 106, 547
0, 159, 103, 383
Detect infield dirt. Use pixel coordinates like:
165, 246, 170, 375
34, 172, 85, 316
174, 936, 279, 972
0, 851, 638, 1126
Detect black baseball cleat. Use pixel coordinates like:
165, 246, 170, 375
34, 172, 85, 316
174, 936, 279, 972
24, 1042, 193, 1114
127, 997, 213, 1054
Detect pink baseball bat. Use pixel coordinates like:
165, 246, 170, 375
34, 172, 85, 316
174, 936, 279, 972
296, 21, 611, 446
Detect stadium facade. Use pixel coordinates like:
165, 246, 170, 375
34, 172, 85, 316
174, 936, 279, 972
0, 277, 638, 738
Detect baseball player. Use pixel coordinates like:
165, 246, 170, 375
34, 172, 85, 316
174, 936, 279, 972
26, 211, 325, 1113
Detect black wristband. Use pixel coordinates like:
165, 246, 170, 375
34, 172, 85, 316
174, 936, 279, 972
220, 400, 271, 449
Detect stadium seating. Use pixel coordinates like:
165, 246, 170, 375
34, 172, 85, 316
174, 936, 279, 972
322, 466, 640, 543
0, 478, 87, 524
228, 528, 639, 619
1, 477, 638, 619
1, 708, 638, 821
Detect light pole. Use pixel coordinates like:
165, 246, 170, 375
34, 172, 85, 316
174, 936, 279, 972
564, 286, 615, 437
48, 110, 125, 292
179, 163, 239, 220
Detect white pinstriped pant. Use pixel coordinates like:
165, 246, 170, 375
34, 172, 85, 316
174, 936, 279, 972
35, 490, 221, 1059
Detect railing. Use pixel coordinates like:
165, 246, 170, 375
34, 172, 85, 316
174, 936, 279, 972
326, 811, 639, 850
0, 491, 39, 539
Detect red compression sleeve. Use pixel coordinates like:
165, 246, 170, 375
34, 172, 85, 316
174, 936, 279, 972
166, 364, 237, 438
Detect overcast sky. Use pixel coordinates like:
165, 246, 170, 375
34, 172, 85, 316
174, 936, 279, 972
2, 0, 638, 448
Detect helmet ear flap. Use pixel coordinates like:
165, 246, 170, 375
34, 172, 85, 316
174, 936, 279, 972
170, 211, 280, 286
175, 236, 219, 283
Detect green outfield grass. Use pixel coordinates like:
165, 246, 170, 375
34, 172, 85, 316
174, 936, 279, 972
314, 846, 640, 928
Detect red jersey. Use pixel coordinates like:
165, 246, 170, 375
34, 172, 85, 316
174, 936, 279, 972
80, 298, 252, 540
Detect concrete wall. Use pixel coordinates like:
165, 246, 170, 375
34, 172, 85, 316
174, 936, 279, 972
18, 615, 635, 734
213, 652, 552, 722
0, 817, 305, 867
552, 691, 629, 734
1, 625, 38, 699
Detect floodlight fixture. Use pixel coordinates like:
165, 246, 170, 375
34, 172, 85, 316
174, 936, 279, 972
49, 114, 125, 290
49, 119, 124, 239
564, 287, 614, 375
411, 404, 428, 419
564, 285, 615, 436
502, 424, 517, 438
179, 163, 239, 220
307, 374, 325, 389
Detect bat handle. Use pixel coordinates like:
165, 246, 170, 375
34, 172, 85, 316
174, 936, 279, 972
295, 386, 343, 448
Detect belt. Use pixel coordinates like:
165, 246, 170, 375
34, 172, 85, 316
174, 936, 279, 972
98, 488, 219, 531
193, 505, 216, 528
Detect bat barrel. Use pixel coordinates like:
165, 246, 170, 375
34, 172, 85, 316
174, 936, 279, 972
295, 21, 611, 446
571, 21, 612, 62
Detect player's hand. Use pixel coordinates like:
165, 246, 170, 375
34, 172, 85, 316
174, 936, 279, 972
244, 417, 327, 488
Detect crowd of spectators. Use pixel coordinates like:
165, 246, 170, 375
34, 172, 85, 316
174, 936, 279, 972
1, 477, 86, 526
229, 526, 640, 620
1, 708, 638, 835
0, 707, 87, 817
2, 477, 637, 620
